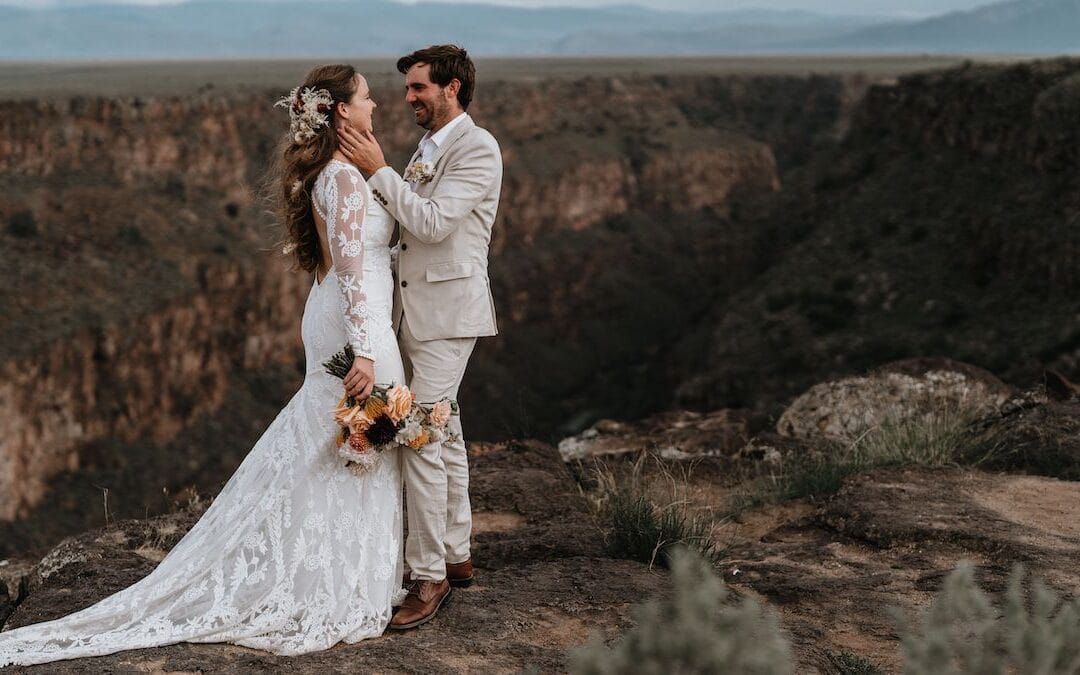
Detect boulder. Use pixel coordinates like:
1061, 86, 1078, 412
777, 358, 1009, 442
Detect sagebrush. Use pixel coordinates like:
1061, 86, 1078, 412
569, 547, 793, 675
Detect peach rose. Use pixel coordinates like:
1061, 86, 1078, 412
386, 385, 413, 423
429, 399, 453, 428
337, 405, 372, 429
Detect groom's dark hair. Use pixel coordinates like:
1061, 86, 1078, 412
397, 44, 476, 110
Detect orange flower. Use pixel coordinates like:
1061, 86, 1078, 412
337, 404, 373, 429
407, 430, 430, 450
365, 396, 388, 418
332, 395, 352, 425
386, 385, 413, 423
348, 431, 370, 451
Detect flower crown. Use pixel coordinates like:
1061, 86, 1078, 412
275, 86, 335, 143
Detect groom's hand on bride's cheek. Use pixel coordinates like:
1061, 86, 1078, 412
337, 123, 359, 162
336, 125, 386, 177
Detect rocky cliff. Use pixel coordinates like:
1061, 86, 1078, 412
0, 68, 868, 551
674, 58, 1080, 414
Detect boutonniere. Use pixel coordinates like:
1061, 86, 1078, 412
404, 161, 435, 184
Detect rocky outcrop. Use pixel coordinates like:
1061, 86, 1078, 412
727, 467, 1080, 671
6, 419, 1080, 672
0, 441, 661, 673
776, 358, 1010, 443
558, 409, 750, 462
676, 59, 1080, 414
963, 381, 1080, 480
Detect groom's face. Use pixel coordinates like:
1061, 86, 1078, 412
404, 63, 451, 131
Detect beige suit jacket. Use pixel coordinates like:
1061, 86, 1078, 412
368, 115, 502, 342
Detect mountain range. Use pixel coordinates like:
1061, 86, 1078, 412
0, 0, 1077, 58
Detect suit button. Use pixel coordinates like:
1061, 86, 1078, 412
401, 243, 408, 251
401, 280, 408, 288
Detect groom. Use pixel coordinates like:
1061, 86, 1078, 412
338, 44, 502, 629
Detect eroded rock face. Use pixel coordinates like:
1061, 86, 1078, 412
558, 410, 750, 462
965, 385, 1080, 480
726, 467, 1080, 672
0, 71, 800, 525
776, 358, 1010, 443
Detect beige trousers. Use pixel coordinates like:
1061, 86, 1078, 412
398, 314, 477, 582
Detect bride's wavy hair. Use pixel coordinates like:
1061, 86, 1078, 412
272, 64, 358, 274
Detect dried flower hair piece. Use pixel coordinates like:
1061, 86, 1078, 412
275, 86, 335, 143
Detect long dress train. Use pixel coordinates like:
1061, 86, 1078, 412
0, 159, 404, 666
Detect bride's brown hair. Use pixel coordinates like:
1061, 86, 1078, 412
273, 64, 358, 274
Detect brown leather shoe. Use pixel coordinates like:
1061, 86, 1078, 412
388, 579, 451, 630
445, 559, 474, 588
402, 559, 475, 588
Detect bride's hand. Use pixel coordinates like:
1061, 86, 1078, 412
343, 356, 375, 401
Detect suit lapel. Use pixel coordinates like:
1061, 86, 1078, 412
428, 115, 474, 173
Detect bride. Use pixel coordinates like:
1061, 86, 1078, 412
0, 64, 406, 666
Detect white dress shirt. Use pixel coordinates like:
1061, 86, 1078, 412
417, 112, 471, 165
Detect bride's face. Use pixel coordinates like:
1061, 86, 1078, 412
337, 74, 377, 133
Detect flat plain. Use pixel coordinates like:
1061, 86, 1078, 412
0, 54, 1029, 99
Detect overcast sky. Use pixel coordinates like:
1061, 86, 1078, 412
402, 0, 994, 16
0, 0, 997, 18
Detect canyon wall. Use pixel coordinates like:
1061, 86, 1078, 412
0, 70, 867, 538
675, 58, 1080, 414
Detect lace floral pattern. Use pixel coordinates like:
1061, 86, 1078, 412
313, 161, 375, 361
0, 161, 405, 667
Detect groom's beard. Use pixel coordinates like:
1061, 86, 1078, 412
414, 98, 449, 130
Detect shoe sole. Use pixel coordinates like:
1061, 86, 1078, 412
403, 576, 474, 588
387, 588, 452, 631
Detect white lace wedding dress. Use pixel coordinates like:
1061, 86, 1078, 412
0, 159, 405, 667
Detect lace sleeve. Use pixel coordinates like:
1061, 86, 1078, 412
324, 164, 374, 361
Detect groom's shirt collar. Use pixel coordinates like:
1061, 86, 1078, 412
418, 112, 470, 164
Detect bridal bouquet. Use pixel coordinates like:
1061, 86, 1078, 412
323, 345, 458, 474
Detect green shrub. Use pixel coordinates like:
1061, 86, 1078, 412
896, 563, 1080, 674
591, 456, 724, 568
570, 547, 794, 675
732, 404, 980, 513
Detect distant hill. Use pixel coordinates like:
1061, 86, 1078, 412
0, 1, 885, 58
808, 0, 1080, 53
1, 0, 1077, 64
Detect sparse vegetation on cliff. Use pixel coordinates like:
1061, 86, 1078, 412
572, 552, 1080, 675
589, 456, 724, 568
897, 564, 1080, 674
732, 401, 983, 512
570, 548, 794, 675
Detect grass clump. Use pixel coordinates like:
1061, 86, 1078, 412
896, 563, 1080, 675
732, 404, 981, 513
570, 547, 793, 675
589, 454, 725, 569
825, 650, 885, 674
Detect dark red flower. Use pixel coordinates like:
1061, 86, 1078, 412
365, 415, 399, 446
